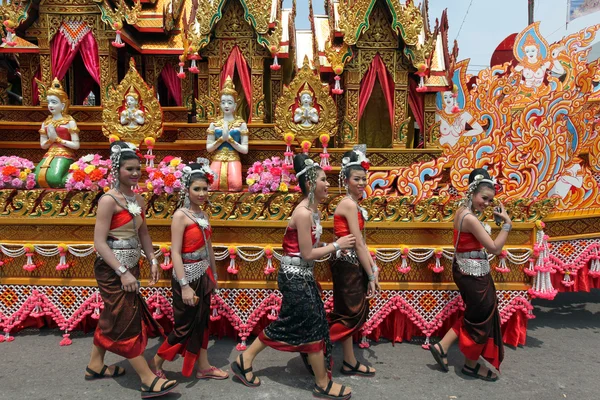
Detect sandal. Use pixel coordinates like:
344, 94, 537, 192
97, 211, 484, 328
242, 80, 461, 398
312, 381, 351, 400
340, 360, 375, 377
300, 352, 315, 376
461, 364, 498, 382
230, 355, 260, 387
196, 366, 229, 380
429, 342, 449, 372
140, 376, 178, 399
85, 365, 126, 381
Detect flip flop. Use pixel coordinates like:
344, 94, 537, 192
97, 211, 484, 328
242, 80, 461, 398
85, 365, 126, 381
196, 366, 229, 380
429, 342, 449, 372
230, 356, 260, 387
140, 376, 178, 399
312, 381, 351, 400
461, 364, 498, 382
340, 360, 375, 377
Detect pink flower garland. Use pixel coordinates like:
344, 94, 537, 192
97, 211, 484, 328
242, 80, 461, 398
145, 157, 186, 195
246, 156, 296, 194
0, 156, 36, 190
65, 154, 111, 192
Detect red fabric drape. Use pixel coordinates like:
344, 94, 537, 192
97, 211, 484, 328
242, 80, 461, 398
32, 67, 41, 106
220, 46, 253, 122
358, 53, 395, 128
79, 32, 101, 85
50, 31, 80, 81
408, 76, 425, 137
160, 63, 182, 106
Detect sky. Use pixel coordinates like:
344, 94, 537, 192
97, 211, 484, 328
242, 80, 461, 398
286, 0, 600, 73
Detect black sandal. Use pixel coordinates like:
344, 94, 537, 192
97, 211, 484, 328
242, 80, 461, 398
231, 355, 260, 387
140, 376, 178, 399
84, 365, 126, 380
461, 364, 498, 382
340, 360, 375, 377
300, 352, 315, 376
429, 342, 449, 372
312, 381, 351, 400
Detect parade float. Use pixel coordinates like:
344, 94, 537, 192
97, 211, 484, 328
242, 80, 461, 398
0, 0, 599, 350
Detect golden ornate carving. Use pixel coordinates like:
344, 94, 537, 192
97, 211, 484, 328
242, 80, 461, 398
275, 56, 337, 143
214, 0, 254, 39
102, 58, 163, 145
94, 0, 141, 29
355, 4, 397, 49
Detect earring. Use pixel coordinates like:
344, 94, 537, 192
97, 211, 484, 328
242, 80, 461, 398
344, 183, 349, 194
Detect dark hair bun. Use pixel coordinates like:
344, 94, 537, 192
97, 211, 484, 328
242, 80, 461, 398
468, 168, 491, 184
342, 150, 359, 163
293, 153, 310, 175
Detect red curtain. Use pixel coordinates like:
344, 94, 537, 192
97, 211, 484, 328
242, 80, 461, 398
79, 32, 101, 85
32, 67, 41, 106
358, 53, 395, 128
160, 63, 182, 106
220, 45, 253, 122
408, 76, 425, 141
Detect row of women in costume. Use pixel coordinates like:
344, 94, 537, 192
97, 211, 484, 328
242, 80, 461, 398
87, 141, 513, 399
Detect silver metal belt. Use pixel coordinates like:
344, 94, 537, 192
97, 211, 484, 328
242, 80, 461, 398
99, 248, 141, 269
280, 256, 314, 277
336, 249, 359, 265
107, 237, 140, 249
182, 247, 208, 261
174, 259, 210, 283
455, 250, 487, 259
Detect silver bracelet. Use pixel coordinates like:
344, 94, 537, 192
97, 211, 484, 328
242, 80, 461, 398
367, 274, 375, 282
178, 277, 189, 287
332, 242, 341, 252
501, 223, 512, 232
372, 265, 379, 273
150, 258, 159, 266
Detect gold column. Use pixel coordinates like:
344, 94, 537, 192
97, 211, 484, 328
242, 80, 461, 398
18, 54, 38, 106
423, 93, 437, 148
38, 34, 52, 106
342, 68, 360, 145
250, 56, 265, 122
0, 66, 8, 104
144, 56, 157, 89
208, 56, 221, 119
270, 67, 283, 124
393, 70, 409, 148
98, 31, 119, 105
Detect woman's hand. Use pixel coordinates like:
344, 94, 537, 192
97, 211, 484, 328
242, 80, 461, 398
336, 234, 356, 250
182, 285, 196, 306
366, 280, 377, 299
120, 272, 138, 292
493, 202, 511, 224
149, 262, 160, 286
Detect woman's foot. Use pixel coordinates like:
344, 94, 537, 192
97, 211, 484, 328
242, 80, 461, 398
461, 363, 498, 382
429, 342, 449, 372
196, 366, 229, 380
313, 380, 352, 400
149, 356, 166, 379
340, 359, 376, 377
140, 376, 178, 399
85, 364, 126, 380
230, 354, 260, 387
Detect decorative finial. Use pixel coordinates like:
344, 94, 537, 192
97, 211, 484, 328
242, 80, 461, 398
299, 83, 312, 98
220, 76, 238, 99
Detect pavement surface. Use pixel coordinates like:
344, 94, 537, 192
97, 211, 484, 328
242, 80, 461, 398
0, 290, 598, 400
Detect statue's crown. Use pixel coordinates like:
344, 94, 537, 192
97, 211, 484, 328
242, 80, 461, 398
220, 76, 238, 98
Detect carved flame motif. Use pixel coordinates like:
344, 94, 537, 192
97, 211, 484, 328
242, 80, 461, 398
275, 56, 337, 143
102, 58, 163, 145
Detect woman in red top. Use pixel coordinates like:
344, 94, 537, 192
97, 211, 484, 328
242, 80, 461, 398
230, 154, 355, 400
429, 168, 512, 381
328, 148, 379, 377
86, 141, 178, 398
151, 159, 227, 380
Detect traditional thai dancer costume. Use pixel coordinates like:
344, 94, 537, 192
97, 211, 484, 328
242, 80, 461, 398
328, 209, 369, 342
156, 211, 216, 377
258, 210, 332, 371
452, 213, 504, 371
93, 194, 163, 358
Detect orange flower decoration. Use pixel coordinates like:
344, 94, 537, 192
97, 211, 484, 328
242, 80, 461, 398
72, 170, 86, 182
2, 166, 17, 176
164, 174, 176, 186
89, 169, 104, 182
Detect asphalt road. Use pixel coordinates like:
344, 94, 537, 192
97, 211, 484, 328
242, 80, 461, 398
0, 290, 598, 400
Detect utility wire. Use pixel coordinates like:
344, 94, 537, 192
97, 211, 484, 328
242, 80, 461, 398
454, 0, 476, 42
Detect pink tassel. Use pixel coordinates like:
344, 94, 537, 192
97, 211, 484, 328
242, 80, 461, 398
421, 336, 431, 349
23, 250, 36, 272
56, 244, 69, 271
177, 62, 186, 79
270, 54, 281, 71
332, 75, 344, 95
59, 332, 72, 346
189, 55, 199, 74
358, 335, 370, 348
112, 30, 126, 48
227, 247, 238, 274
397, 248, 411, 274
431, 250, 444, 273
0, 330, 14, 343
236, 339, 247, 351
561, 270, 575, 287
319, 134, 332, 171
267, 308, 278, 320
264, 247, 275, 275
2, 28, 17, 47
495, 250, 511, 273
210, 307, 221, 321
153, 304, 163, 320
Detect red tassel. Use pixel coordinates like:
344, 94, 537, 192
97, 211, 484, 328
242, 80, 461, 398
59, 333, 72, 346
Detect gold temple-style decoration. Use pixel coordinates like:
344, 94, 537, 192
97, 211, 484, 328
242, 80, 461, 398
275, 56, 337, 143
102, 58, 163, 145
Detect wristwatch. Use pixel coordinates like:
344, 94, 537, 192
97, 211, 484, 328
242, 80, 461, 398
115, 265, 128, 276
179, 277, 190, 287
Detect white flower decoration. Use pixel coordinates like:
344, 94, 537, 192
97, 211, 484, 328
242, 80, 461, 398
483, 223, 492, 235
342, 157, 350, 165
312, 222, 323, 241
359, 207, 368, 221
304, 158, 314, 167
126, 202, 142, 217
82, 154, 95, 163
196, 217, 210, 229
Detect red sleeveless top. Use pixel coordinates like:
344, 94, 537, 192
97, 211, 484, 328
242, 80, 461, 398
333, 212, 364, 237
181, 224, 212, 254
453, 230, 483, 252
282, 227, 318, 255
